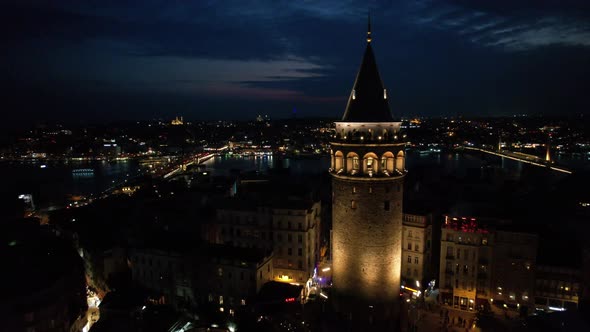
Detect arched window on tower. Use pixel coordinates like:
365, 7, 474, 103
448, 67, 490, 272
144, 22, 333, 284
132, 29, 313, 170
334, 151, 344, 173
363, 152, 378, 176
382, 152, 394, 175
396, 150, 405, 172
346, 152, 360, 175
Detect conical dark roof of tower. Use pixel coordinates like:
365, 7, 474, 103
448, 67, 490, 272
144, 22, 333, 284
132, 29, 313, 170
341, 32, 394, 122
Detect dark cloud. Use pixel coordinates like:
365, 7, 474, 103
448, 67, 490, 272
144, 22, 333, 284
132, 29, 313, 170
1, 0, 589, 124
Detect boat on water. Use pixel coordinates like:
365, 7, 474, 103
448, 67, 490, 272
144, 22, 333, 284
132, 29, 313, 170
72, 168, 94, 176
417, 147, 442, 155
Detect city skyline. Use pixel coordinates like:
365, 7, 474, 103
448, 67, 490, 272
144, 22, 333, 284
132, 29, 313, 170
2, 0, 590, 126
2, 3, 590, 330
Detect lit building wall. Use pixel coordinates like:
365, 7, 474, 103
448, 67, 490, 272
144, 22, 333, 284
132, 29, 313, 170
401, 213, 433, 286
439, 216, 538, 312
270, 203, 321, 283
439, 217, 494, 310
332, 176, 404, 303
216, 201, 321, 284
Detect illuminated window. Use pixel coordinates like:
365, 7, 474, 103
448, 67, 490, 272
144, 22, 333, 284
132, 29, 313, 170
351, 200, 357, 209
353, 157, 359, 170
369, 187, 373, 193
352, 89, 356, 100
218, 268, 223, 277
352, 187, 356, 194
383, 89, 387, 99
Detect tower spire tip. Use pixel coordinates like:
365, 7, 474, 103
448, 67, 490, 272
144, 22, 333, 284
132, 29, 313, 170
367, 13, 372, 43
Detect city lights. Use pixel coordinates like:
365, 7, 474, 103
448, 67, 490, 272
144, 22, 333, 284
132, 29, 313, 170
3, 3, 587, 331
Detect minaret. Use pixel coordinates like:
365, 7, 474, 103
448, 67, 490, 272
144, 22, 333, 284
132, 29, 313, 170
330, 18, 406, 323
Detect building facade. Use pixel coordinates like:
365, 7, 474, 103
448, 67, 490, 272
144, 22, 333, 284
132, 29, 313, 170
330, 22, 406, 320
491, 230, 538, 310
215, 199, 321, 284
534, 265, 581, 311
129, 245, 273, 311
439, 216, 538, 312
401, 213, 433, 287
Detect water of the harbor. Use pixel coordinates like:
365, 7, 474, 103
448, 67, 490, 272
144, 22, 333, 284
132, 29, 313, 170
0, 159, 144, 210
1, 151, 586, 210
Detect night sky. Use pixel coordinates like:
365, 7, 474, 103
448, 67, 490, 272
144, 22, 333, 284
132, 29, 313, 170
2, 0, 590, 124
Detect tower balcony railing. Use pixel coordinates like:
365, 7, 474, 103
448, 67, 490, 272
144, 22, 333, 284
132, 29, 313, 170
332, 134, 405, 144
329, 167, 406, 178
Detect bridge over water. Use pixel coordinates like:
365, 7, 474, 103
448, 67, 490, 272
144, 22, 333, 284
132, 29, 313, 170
462, 146, 572, 174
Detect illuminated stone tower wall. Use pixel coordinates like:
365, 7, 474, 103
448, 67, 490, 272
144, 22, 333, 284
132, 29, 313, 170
330, 138, 405, 318
329, 20, 406, 321
332, 169, 405, 300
